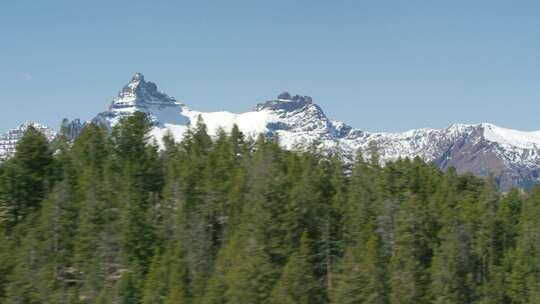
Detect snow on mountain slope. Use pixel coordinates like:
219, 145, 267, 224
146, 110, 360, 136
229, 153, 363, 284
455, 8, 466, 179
91, 74, 540, 183
4, 72, 540, 189
174, 99, 337, 151
0, 123, 56, 160
340, 123, 478, 163
93, 73, 190, 130
93, 74, 342, 150
482, 123, 540, 149
183, 109, 271, 138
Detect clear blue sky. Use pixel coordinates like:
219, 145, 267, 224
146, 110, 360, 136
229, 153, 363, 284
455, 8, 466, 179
2, 0, 540, 132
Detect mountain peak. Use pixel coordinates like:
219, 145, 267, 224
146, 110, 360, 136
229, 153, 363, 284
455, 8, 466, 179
113, 73, 176, 108
277, 91, 292, 100
276, 91, 313, 103
256, 92, 314, 112
122, 72, 147, 94
119, 73, 161, 99
131, 72, 144, 82
93, 73, 188, 129
0, 122, 56, 161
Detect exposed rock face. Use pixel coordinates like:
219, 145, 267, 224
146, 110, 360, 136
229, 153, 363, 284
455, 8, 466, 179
277, 91, 292, 100
60, 118, 85, 141
433, 125, 540, 190
84, 74, 540, 190
3, 73, 540, 190
92, 72, 189, 130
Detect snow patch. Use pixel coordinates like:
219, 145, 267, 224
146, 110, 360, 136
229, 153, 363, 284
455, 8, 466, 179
482, 123, 540, 149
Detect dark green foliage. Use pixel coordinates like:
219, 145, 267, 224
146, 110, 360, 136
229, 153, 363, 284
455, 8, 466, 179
0, 126, 53, 230
118, 267, 144, 304
331, 231, 388, 304
1, 112, 539, 304
271, 232, 323, 304
223, 231, 278, 304
429, 220, 474, 304
389, 195, 434, 304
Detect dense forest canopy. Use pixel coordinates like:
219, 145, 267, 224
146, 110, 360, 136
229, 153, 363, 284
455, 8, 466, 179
0, 111, 539, 304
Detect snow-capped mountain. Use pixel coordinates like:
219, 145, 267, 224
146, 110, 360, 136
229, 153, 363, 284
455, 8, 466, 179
84, 73, 540, 190
91, 74, 343, 152
93, 73, 190, 129
0, 123, 56, 161
3, 73, 540, 190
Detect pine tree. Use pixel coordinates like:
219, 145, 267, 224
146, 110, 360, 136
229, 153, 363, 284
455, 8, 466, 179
429, 220, 474, 304
331, 231, 388, 304
388, 195, 433, 304
0, 232, 13, 300
201, 241, 232, 304
224, 231, 278, 304
320, 156, 348, 291
0, 126, 53, 230
282, 152, 325, 258
163, 245, 191, 304
465, 177, 500, 285
112, 111, 152, 163
271, 232, 322, 304
5, 227, 43, 303
229, 124, 247, 158
142, 249, 168, 304
508, 186, 540, 303
172, 116, 217, 295
496, 188, 523, 255
112, 112, 162, 270
118, 267, 144, 304
343, 152, 381, 244
368, 140, 380, 168
237, 133, 289, 265
204, 128, 238, 250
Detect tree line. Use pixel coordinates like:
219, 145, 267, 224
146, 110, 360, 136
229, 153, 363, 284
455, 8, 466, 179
0, 111, 539, 303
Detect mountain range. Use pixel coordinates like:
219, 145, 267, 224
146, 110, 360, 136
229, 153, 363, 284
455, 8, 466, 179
3, 73, 540, 190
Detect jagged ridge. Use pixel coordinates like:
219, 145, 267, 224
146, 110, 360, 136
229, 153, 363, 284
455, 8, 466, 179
2, 73, 540, 190
0, 123, 56, 161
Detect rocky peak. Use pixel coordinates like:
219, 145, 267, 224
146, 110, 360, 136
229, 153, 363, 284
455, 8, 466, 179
21, 72, 540, 191
0, 122, 57, 161
94, 73, 189, 129
253, 92, 334, 135
256, 92, 316, 113
131, 72, 144, 82
112, 73, 177, 109
120, 72, 146, 95
277, 91, 292, 100
60, 118, 86, 141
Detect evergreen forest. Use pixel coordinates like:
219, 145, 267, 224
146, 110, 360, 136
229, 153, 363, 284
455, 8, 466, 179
1, 111, 540, 304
